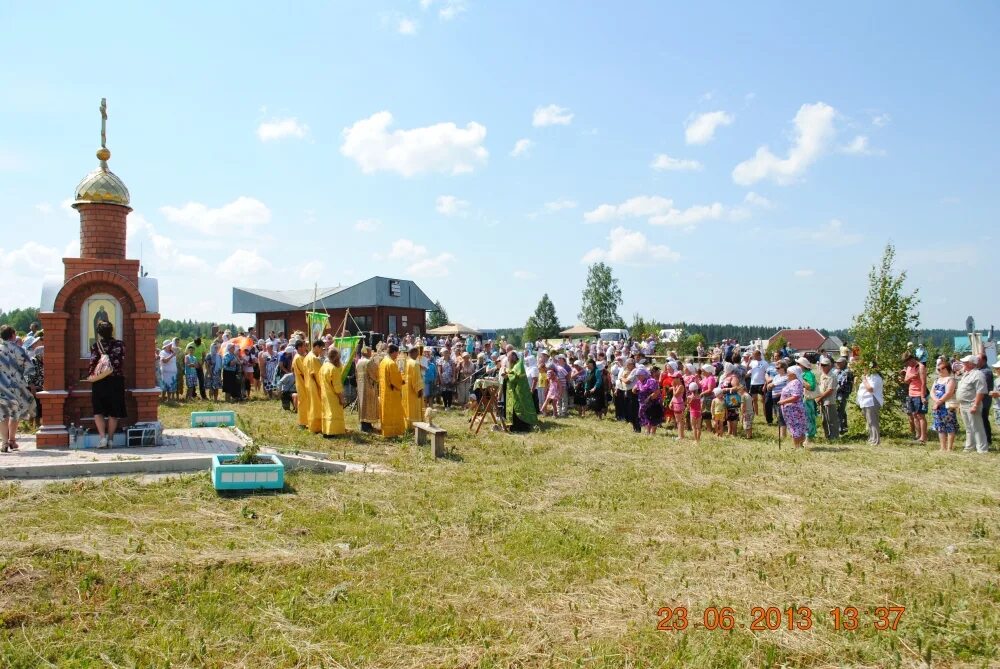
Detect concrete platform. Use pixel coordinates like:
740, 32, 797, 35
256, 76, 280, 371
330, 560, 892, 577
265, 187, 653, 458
0, 427, 376, 480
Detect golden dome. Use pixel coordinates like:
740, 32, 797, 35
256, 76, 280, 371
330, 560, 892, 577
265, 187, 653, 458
73, 152, 130, 208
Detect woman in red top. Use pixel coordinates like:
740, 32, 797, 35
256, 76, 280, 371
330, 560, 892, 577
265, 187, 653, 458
900, 353, 927, 444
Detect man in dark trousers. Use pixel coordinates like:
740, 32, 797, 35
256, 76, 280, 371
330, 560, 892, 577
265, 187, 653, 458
980, 354, 994, 445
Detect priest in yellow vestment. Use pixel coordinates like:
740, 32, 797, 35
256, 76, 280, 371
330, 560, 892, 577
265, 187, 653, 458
402, 346, 424, 429
320, 348, 346, 436
378, 344, 405, 437
291, 340, 310, 429
305, 340, 324, 434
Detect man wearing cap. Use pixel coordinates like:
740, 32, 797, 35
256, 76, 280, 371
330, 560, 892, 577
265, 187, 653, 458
816, 357, 840, 440
835, 356, 854, 436
956, 354, 988, 453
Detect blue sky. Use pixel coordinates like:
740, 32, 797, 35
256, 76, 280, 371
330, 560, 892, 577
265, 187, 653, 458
1, 2, 997, 331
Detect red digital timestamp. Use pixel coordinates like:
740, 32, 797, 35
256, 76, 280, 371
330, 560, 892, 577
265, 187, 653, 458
656, 606, 905, 632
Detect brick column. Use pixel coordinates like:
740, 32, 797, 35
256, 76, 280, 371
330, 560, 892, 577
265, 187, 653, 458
130, 312, 160, 423
37, 312, 70, 447
76, 203, 128, 259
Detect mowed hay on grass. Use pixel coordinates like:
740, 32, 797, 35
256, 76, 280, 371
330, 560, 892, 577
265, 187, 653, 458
1, 398, 999, 667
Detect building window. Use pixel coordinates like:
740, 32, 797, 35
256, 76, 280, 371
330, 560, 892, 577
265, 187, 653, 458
347, 316, 372, 334
389, 279, 401, 297
264, 319, 286, 338
388, 316, 397, 334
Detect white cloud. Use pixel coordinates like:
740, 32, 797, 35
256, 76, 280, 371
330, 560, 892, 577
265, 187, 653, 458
510, 138, 534, 157
744, 191, 772, 208
0, 241, 63, 273
544, 199, 577, 212
385, 238, 428, 261
685, 110, 734, 145
584, 195, 735, 229
34, 203, 53, 215
650, 153, 703, 172
408, 252, 455, 277
584, 195, 674, 223
256, 117, 309, 142
841, 135, 884, 156
354, 218, 381, 232
397, 17, 418, 34
217, 249, 272, 281
380, 238, 455, 277
582, 227, 680, 265
340, 111, 488, 177
420, 0, 466, 20
650, 203, 727, 227
160, 197, 271, 235
872, 113, 891, 128
513, 270, 536, 280
794, 269, 815, 277
435, 195, 469, 217
300, 260, 324, 282
732, 102, 836, 185
533, 104, 574, 127
789, 218, 863, 247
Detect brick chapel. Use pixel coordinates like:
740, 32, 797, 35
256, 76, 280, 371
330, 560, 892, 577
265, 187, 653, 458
36, 99, 160, 447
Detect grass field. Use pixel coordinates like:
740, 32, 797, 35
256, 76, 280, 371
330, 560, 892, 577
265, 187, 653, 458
1, 396, 998, 668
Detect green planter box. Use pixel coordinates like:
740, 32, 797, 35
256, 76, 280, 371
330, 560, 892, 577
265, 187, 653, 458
191, 411, 237, 428
211, 454, 284, 491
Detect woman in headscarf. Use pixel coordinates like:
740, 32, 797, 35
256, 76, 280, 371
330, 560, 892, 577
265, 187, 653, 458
205, 342, 222, 401
262, 341, 279, 399
221, 343, 243, 402
778, 365, 808, 448
0, 324, 34, 452
438, 348, 456, 410
634, 364, 664, 435
797, 357, 818, 442
584, 358, 607, 419
159, 340, 178, 401
320, 347, 346, 436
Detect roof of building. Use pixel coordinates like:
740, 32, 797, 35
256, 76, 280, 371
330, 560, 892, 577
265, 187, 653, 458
769, 328, 827, 351
233, 276, 436, 313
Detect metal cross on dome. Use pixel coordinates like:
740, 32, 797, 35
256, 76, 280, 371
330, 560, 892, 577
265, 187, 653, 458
99, 97, 107, 149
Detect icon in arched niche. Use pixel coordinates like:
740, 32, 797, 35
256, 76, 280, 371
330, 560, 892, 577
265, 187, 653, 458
81, 293, 122, 356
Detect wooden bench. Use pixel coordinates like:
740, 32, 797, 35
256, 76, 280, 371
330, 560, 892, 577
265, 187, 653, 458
412, 421, 447, 458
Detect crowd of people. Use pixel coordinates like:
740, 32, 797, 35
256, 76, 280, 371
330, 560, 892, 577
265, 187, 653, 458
1, 319, 998, 454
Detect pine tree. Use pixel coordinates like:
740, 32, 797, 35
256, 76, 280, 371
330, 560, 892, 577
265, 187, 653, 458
428, 301, 449, 329
524, 294, 561, 341
578, 262, 625, 330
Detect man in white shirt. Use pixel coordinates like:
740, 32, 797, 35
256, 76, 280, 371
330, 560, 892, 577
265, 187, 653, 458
957, 354, 988, 453
747, 350, 768, 416
856, 362, 884, 445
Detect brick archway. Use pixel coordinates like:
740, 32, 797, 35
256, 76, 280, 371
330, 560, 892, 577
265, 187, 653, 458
53, 270, 146, 314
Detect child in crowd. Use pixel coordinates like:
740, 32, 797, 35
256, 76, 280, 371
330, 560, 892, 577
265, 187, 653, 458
540, 365, 561, 417
711, 387, 726, 436
687, 382, 702, 442
184, 344, 199, 400
669, 375, 686, 439
278, 372, 296, 411
740, 385, 754, 438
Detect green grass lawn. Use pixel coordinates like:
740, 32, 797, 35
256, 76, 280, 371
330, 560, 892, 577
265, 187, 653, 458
1, 397, 998, 668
